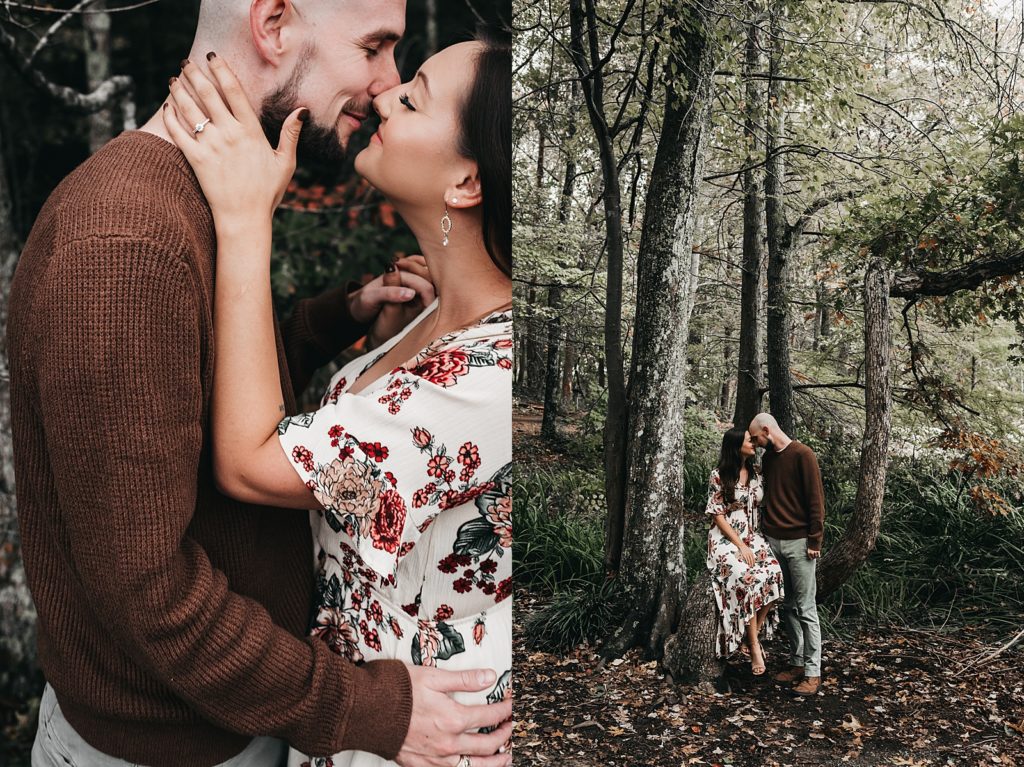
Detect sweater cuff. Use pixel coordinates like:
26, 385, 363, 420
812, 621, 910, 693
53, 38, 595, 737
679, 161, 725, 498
336, 659, 413, 759
304, 281, 372, 361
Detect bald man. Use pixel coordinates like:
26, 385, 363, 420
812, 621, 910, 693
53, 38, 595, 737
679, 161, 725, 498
748, 413, 825, 696
10, 2, 512, 766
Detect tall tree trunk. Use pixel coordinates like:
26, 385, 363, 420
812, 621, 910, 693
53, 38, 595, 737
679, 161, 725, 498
562, 337, 576, 405
0, 121, 37, 702
603, 0, 718, 660
733, 3, 765, 429
525, 286, 545, 396
425, 0, 439, 56
542, 93, 578, 440
83, 1, 114, 153
720, 319, 734, 413
567, 0, 629, 575
541, 283, 563, 440
764, 3, 794, 433
813, 281, 831, 351
817, 259, 892, 598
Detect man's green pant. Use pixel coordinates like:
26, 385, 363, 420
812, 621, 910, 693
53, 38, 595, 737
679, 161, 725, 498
767, 536, 822, 677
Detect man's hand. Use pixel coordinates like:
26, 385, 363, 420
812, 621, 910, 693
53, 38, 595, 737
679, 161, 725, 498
396, 666, 513, 767
348, 256, 435, 348
807, 548, 821, 560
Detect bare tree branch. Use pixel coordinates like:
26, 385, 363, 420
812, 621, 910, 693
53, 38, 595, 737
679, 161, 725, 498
0, 14, 134, 121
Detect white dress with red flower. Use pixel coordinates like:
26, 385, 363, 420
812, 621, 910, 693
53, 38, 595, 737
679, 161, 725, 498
705, 468, 784, 658
278, 301, 512, 767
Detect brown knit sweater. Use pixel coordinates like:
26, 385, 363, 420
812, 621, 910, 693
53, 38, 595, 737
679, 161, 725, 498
7, 131, 412, 766
761, 440, 826, 550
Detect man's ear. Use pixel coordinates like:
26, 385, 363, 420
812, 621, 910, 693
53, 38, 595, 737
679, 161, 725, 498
445, 164, 482, 209
250, 0, 298, 65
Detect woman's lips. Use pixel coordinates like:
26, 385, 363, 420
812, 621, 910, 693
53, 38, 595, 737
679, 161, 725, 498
371, 127, 383, 144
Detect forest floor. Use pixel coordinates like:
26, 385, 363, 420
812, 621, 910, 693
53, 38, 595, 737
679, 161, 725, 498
514, 590, 1024, 767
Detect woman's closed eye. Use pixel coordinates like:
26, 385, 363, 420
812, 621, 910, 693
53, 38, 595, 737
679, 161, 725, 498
399, 93, 417, 111
362, 45, 381, 58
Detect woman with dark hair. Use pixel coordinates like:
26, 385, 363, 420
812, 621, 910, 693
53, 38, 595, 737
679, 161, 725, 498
706, 428, 784, 675
162, 32, 511, 767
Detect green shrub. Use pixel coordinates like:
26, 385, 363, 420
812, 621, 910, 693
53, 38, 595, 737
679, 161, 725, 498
513, 466, 606, 592
523, 578, 624, 652
820, 452, 1024, 627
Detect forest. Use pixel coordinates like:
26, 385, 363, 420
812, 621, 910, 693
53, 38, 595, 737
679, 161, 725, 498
513, 0, 1024, 764
0, 0, 497, 763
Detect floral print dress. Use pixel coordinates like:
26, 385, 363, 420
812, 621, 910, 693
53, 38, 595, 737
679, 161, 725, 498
705, 468, 784, 658
277, 300, 512, 767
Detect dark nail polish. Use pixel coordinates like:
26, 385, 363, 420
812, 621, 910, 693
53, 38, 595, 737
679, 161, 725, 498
169, 76, 177, 86
162, 103, 168, 110
298, 108, 310, 123
180, 58, 190, 69
385, 263, 396, 273
206, 51, 216, 61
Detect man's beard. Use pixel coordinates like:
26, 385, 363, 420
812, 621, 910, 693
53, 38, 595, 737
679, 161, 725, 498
260, 85, 347, 168
259, 47, 352, 168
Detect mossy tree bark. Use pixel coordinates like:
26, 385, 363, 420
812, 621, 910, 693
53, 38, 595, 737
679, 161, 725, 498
602, 0, 719, 660
817, 259, 892, 598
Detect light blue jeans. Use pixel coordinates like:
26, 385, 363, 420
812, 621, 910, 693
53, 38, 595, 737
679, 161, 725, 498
32, 684, 287, 767
767, 536, 822, 677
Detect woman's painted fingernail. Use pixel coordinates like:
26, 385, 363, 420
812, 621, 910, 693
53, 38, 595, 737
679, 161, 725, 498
298, 108, 310, 123
180, 58, 190, 69
206, 51, 216, 61
169, 76, 177, 86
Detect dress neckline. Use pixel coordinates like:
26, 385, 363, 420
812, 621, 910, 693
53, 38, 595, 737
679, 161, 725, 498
345, 300, 512, 397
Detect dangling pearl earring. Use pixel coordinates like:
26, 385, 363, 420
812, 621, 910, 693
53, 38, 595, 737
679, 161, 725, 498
441, 201, 453, 247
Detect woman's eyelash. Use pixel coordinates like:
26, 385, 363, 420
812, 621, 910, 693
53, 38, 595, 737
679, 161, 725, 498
399, 94, 416, 111
362, 45, 380, 57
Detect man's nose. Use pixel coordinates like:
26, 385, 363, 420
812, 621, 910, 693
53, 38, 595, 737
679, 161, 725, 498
369, 58, 402, 98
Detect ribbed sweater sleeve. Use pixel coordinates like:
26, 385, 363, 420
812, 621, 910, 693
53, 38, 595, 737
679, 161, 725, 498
32, 235, 412, 759
799, 447, 826, 550
284, 281, 370, 398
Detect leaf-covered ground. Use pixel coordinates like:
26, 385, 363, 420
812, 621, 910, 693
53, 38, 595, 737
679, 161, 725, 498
514, 592, 1024, 767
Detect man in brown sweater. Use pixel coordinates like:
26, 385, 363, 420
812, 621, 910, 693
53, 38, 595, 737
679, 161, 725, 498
8, 2, 512, 766
749, 413, 825, 696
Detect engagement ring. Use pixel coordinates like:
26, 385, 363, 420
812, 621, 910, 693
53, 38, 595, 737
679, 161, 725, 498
457, 757, 472, 767
193, 118, 211, 135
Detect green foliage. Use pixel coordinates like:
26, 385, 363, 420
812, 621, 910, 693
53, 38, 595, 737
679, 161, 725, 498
513, 465, 606, 592
523, 578, 624, 652
681, 406, 724, 513
271, 179, 417, 319
820, 453, 1024, 629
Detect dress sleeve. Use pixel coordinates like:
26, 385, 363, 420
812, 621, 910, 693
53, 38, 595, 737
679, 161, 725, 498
705, 468, 727, 516
278, 326, 513, 580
